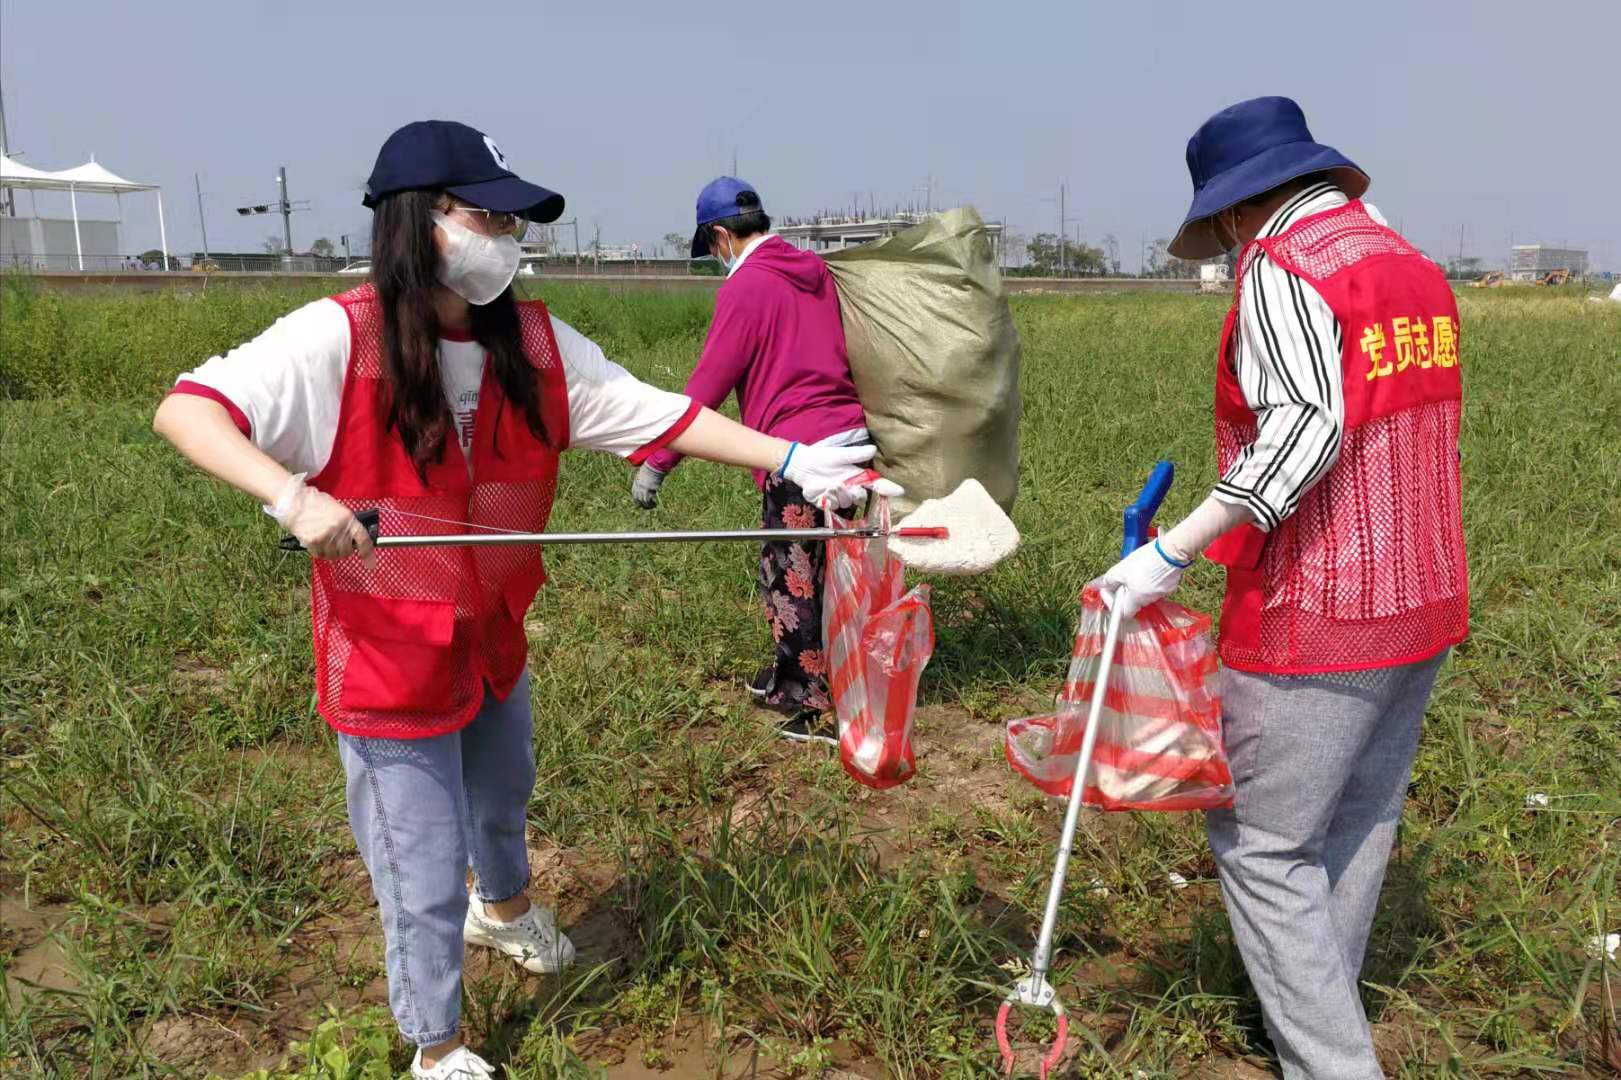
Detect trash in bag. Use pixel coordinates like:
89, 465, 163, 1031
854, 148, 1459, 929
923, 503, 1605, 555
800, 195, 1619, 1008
826, 207, 1021, 517
823, 497, 935, 788
1006, 588, 1233, 811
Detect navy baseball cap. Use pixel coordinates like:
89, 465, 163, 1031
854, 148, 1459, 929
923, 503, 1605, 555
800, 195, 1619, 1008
690, 176, 762, 258
363, 120, 565, 223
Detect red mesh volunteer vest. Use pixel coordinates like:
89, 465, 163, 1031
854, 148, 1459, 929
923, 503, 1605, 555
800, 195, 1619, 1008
1206, 202, 1468, 674
308, 284, 569, 738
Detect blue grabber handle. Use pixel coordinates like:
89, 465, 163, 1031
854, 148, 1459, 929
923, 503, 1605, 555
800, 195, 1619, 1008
1120, 460, 1175, 558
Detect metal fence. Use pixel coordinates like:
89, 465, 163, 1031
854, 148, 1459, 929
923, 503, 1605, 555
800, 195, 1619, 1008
1, 252, 359, 273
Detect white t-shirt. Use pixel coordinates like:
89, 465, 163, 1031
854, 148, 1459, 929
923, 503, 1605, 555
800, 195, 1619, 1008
171, 298, 697, 477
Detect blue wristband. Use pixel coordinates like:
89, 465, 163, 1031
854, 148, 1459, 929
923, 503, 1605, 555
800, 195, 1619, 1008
1155, 538, 1194, 569
777, 441, 799, 479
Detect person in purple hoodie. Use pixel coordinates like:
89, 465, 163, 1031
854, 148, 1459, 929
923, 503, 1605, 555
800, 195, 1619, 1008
632, 177, 893, 742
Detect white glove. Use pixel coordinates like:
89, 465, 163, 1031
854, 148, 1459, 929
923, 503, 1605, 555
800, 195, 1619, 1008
1089, 539, 1191, 618
630, 463, 667, 509
778, 442, 904, 509
265, 473, 375, 563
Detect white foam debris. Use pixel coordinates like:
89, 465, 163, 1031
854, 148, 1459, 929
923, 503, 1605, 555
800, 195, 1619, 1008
1524, 792, 1552, 808
887, 479, 1020, 575
1588, 933, 1619, 962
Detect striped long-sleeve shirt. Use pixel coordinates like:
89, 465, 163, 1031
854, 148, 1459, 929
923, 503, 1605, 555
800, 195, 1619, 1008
1213, 182, 1388, 531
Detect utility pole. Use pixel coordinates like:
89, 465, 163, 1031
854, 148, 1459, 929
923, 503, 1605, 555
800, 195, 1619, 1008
0, 74, 13, 216
732, 148, 738, 176
236, 169, 308, 264
573, 219, 580, 268
1059, 184, 1067, 278
194, 174, 210, 259
278, 166, 294, 255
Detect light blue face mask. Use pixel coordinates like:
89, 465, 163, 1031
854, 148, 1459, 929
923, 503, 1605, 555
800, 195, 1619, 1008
715, 236, 738, 276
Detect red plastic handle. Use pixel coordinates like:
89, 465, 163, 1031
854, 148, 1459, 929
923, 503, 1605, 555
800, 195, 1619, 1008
894, 526, 949, 539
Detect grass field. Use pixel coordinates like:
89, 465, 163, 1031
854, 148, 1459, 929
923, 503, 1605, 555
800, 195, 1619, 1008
2, 277, 1618, 1078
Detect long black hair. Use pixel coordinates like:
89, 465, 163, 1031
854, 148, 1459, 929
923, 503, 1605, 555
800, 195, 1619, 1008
369, 189, 550, 477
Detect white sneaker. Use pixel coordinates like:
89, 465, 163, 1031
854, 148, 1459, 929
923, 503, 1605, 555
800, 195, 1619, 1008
412, 1045, 495, 1079
463, 895, 576, 974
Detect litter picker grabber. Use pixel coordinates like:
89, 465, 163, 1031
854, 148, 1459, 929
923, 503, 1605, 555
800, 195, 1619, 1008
994, 461, 1175, 1078
278, 507, 948, 551
275, 476, 1020, 572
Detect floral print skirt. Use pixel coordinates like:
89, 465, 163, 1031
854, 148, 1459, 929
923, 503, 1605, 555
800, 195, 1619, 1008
756, 476, 851, 713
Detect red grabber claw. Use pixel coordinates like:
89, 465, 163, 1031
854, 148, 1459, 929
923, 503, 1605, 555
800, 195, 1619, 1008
995, 979, 1068, 1078
995, 1001, 1015, 1074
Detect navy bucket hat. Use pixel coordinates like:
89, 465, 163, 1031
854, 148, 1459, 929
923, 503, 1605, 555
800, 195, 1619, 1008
363, 120, 565, 223
690, 176, 762, 258
1169, 97, 1368, 259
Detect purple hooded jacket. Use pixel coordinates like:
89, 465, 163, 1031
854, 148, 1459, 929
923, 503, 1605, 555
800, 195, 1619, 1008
646, 235, 867, 487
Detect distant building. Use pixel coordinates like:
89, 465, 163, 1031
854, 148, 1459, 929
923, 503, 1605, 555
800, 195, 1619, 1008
1198, 262, 1230, 292
518, 221, 566, 262
0, 214, 122, 270
777, 212, 1004, 264
1509, 244, 1588, 281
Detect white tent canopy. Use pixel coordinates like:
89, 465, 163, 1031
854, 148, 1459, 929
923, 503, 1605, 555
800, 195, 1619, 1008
0, 154, 61, 185
0, 154, 166, 269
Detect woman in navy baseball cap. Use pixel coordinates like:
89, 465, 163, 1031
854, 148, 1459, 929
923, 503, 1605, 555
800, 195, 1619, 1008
154, 120, 893, 1079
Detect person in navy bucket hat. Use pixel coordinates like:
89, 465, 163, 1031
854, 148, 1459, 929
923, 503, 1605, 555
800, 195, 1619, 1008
1090, 97, 1467, 1078
1168, 96, 1368, 259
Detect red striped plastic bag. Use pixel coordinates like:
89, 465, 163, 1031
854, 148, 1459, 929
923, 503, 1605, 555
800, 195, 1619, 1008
1006, 587, 1232, 811
823, 498, 934, 789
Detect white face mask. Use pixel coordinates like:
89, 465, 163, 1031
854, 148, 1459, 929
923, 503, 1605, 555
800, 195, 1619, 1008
431, 210, 521, 305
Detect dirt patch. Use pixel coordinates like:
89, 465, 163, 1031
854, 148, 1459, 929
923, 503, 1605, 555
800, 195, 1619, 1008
130, 860, 391, 1076
140, 1013, 260, 1073
170, 652, 229, 687
1369, 1014, 1453, 1075
582, 1022, 881, 1079
1195, 1057, 1278, 1079
2, 894, 76, 1001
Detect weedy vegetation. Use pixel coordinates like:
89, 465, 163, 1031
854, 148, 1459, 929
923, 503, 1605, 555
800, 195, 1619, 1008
2, 276, 1618, 1076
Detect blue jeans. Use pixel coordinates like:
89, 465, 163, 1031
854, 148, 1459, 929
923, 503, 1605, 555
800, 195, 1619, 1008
1207, 652, 1446, 1080
338, 674, 536, 1046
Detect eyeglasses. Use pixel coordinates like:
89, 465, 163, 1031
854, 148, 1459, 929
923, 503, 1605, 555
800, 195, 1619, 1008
448, 205, 525, 236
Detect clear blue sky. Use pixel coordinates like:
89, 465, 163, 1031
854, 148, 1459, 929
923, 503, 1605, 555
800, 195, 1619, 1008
3, 0, 1617, 271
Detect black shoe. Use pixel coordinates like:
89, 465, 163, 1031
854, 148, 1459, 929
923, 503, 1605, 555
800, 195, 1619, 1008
777, 710, 837, 746
748, 666, 773, 700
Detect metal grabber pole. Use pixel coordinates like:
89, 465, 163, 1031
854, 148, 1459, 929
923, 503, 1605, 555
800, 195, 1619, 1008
278, 508, 948, 553
994, 460, 1174, 1078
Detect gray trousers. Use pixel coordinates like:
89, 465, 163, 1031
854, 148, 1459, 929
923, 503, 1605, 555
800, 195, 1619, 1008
1206, 652, 1446, 1080
338, 674, 536, 1046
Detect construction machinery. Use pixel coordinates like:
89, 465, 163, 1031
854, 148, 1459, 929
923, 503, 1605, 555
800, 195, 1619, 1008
1540, 269, 1571, 286
1470, 271, 1505, 288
